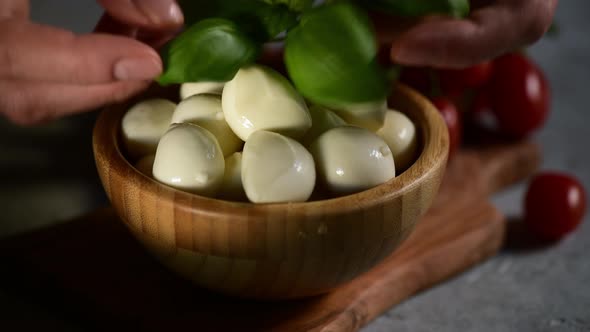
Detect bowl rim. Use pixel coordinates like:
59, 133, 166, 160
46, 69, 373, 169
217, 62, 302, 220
93, 83, 449, 217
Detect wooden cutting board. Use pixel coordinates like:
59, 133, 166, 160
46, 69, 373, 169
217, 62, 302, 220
0, 141, 540, 332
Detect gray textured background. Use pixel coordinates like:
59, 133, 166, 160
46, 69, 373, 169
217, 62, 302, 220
0, 1, 588, 331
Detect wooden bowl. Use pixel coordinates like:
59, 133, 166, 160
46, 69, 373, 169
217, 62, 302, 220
92, 83, 449, 299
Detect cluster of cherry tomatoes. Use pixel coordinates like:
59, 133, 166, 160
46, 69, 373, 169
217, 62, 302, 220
397, 53, 586, 242
398, 52, 550, 154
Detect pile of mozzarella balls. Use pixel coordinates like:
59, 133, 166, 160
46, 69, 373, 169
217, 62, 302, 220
122, 65, 418, 203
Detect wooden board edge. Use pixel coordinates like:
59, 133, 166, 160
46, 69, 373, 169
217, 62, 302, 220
317, 203, 505, 332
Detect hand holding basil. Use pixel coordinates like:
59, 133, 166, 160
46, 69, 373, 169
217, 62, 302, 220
157, 0, 471, 107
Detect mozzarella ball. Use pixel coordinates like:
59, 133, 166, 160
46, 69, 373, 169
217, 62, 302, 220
310, 126, 395, 194
153, 123, 225, 197
222, 65, 312, 141
376, 110, 418, 172
301, 105, 347, 146
242, 131, 315, 203
218, 152, 247, 201
171, 94, 242, 157
180, 81, 225, 100
135, 154, 155, 177
329, 99, 387, 131
121, 99, 176, 159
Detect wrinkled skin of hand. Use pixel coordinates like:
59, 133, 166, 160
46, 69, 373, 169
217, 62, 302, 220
0, 0, 182, 125
375, 0, 559, 68
0, 0, 558, 124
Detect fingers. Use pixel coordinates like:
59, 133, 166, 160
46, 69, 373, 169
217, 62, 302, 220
0, 1, 177, 125
390, 13, 507, 68
385, 0, 558, 68
509, 0, 558, 45
0, 0, 29, 19
0, 19, 163, 84
94, 13, 138, 37
97, 0, 183, 30
136, 29, 179, 49
0, 80, 150, 125
94, 13, 179, 49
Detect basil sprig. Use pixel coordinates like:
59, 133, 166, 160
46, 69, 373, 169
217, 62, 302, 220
285, 3, 388, 106
157, 18, 260, 85
158, 0, 472, 106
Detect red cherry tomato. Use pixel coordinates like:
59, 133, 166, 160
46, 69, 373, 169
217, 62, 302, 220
525, 172, 587, 241
489, 53, 550, 138
439, 61, 494, 95
469, 89, 499, 131
431, 97, 462, 159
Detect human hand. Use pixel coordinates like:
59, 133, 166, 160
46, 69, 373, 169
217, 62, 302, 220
375, 0, 558, 68
0, 0, 183, 125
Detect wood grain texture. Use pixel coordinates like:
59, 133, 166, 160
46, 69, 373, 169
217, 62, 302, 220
92, 83, 450, 299
0, 141, 540, 332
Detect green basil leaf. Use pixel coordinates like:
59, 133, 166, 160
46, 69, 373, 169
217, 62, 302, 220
157, 18, 260, 85
361, 0, 470, 18
259, 0, 314, 12
285, 2, 388, 106
177, 0, 299, 40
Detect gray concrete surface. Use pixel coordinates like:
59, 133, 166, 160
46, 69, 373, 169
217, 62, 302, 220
0, 1, 588, 331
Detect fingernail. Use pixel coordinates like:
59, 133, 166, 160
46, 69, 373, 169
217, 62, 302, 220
168, 2, 184, 24
114, 56, 162, 81
136, 0, 184, 26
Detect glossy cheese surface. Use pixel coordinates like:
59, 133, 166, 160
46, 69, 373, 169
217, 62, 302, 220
311, 126, 396, 194
376, 109, 418, 172
153, 123, 225, 197
121, 98, 176, 158
242, 131, 316, 203
172, 94, 242, 157
222, 65, 312, 141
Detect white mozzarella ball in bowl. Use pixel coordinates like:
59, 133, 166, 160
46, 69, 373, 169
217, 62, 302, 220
153, 123, 225, 197
171, 94, 242, 157
376, 110, 418, 172
310, 126, 396, 195
218, 152, 247, 201
302, 105, 347, 146
222, 65, 312, 141
121, 99, 176, 159
242, 131, 316, 203
180, 81, 225, 100
328, 98, 387, 131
